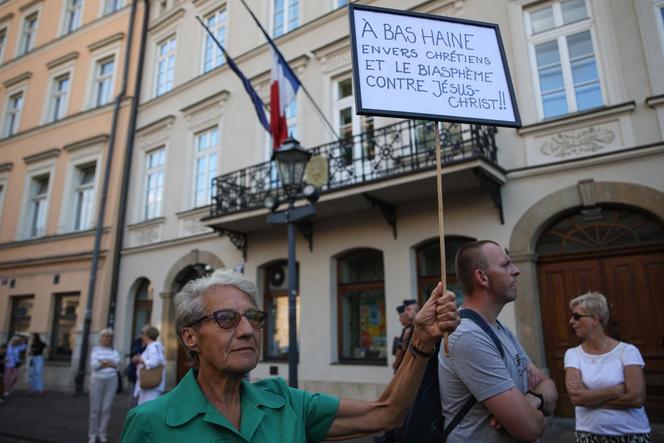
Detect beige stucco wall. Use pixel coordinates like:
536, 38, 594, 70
0, 1, 144, 391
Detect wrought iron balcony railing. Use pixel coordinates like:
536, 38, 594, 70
211, 119, 497, 217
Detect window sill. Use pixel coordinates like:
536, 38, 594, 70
517, 101, 636, 136
332, 360, 387, 367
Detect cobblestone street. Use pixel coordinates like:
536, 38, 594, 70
1, 389, 661, 443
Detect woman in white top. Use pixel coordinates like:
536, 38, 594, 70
89, 328, 121, 443
564, 291, 651, 443
132, 324, 165, 405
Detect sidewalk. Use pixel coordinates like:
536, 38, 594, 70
0, 389, 661, 442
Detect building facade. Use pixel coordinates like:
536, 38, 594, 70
114, 0, 664, 420
0, 0, 144, 391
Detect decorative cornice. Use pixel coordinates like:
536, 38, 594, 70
87, 32, 125, 52
646, 94, 664, 108
19, 0, 43, 12
23, 148, 60, 164
0, 162, 13, 172
312, 36, 349, 61
63, 134, 110, 153
136, 115, 176, 137
127, 217, 166, 230
0, 12, 15, 23
46, 51, 79, 70
518, 102, 636, 135
148, 7, 185, 35
2, 71, 32, 88
180, 90, 230, 115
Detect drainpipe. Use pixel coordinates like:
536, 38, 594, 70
106, 0, 150, 331
74, 0, 143, 395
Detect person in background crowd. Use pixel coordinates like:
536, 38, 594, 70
89, 328, 121, 443
0, 344, 6, 402
121, 269, 459, 442
132, 325, 165, 405
565, 291, 651, 443
125, 335, 146, 407
28, 333, 47, 396
438, 240, 557, 442
391, 305, 407, 372
3, 336, 26, 398
392, 299, 419, 372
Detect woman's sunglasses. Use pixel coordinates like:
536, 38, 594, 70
189, 309, 267, 330
570, 313, 592, 321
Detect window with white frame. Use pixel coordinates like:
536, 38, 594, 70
202, 9, 226, 73
334, 77, 374, 166
19, 12, 38, 55
155, 35, 176, 96
49, 74, 71, 122
29, 174, 50, 237
525, 0, 603, 119
273, 0, 299, 37
93, 57, 114, 106
4, 92, 24, 137
143, 147, 165, 219
657, 1, 664, 54
104, 0, 124, 14
63, 0, 82, 35
73, 164, 96, 230
0, 28, 7, 63
193, 127, 218, 208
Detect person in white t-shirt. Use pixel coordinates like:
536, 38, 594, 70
132, 324, 166, 405
89, 328, 121, 443
564, 291, 651, 443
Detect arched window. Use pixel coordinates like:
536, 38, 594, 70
416, 236, 475, 306
537, 206, 664, 255
131, 278, 153, 341
337, 249, 386, 363
263, 260, 300, 360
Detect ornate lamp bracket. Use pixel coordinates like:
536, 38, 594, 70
296, 221, 314, 252
473, 169, 504, 224
215, 228, 248, 261
363, 194, 397, 239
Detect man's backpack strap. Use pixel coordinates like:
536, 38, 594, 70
441, 309, 505, 439
459, 309, 504, 359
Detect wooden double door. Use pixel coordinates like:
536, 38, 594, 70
538, 246, 664, 421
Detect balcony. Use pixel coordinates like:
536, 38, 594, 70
204, 119, 504, 257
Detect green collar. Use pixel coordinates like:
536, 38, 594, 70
165, 369, 285, 440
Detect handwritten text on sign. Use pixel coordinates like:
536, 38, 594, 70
349, 5, 520, 126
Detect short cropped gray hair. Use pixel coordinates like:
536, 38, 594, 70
141, 324, 160, 340
569, 291, 609, 328
99, 328, 114, 337
174, 268, 257, 359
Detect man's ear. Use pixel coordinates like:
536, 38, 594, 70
474, 268, 488, 288
181, 327, 200, 354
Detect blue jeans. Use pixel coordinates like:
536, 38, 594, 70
28, 355, 44, 392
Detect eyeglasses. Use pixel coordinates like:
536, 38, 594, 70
570, 313, 592, 321
189, 309, 267, 330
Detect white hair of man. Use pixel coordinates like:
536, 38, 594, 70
174, 268, 257, 359
569, 291, 610, 328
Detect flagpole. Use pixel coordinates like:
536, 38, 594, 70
433, 121, 450, 358
238, 0, 342, 144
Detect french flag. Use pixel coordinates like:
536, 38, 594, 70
269, 49, 300, 150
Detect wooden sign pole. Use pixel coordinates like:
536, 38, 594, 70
433, 121, 450, 357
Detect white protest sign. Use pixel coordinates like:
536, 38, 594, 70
349, 4, 521, 127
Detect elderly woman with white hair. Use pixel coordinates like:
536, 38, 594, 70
89, 328, 121, 443
121, 268, 458, 442
132, 324, 166, 405
564, 291, 651, 443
